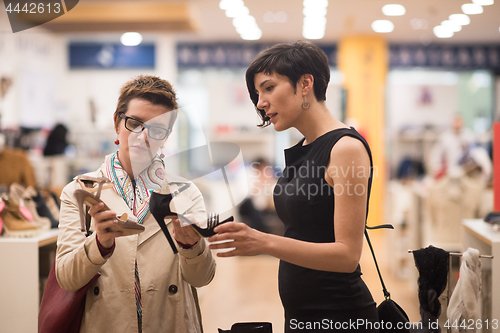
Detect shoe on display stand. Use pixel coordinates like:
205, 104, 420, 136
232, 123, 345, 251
0, 195, 40, 238
9, 184, 51, 231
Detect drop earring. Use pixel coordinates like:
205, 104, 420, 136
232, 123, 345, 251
114, 136, 119, 145
302, 95, 310, 110
160, 146, 165, 159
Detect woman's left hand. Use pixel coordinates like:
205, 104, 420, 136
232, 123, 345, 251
172, 214, 201, 247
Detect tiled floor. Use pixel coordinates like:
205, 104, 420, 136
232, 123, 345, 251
198, 229, 421, 333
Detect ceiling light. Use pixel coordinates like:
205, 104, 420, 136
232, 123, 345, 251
303, 7, 327, 17
302, 27, 325, 39
219, 0, 244, 10
462, 3, 483, 14
241, 29, 262, 40
221, 0, 261, 41
372, 20, 394, 33
226, 5, 249, 18
433, 26, 454, 38
233, 15, 256, 28
441, 20, 462, 32
449, 14, 470, 25
304, 16, 326, 27
303, 0, 328, 8
302, 0, 327, 40
382, 4, 406, 16
120, 32, 142, 46
472, 0, 494, 5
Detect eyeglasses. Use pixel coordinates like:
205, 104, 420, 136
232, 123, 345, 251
119, 113, 172, 140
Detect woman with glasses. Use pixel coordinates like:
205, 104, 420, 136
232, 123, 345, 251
55, 75, 215, 333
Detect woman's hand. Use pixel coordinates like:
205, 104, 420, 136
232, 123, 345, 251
208, 222, 268, 257
88, 202, 122, 249
172, 214, 201, 247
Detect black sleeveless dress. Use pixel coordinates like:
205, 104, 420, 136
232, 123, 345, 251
274, 128, 378, 332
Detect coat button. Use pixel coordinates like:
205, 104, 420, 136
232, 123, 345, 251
94, 286, 99, 296
168, 285, 178, 294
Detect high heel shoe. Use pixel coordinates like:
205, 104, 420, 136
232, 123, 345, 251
149, 188, 234, 253
74, 176, 145, 236
181, 212, 234, 238
150, 189, 179, 254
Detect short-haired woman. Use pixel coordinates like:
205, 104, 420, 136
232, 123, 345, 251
56, 75, 215, 333
208, 41, 378, 332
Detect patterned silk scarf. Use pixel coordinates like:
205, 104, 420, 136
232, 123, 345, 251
103, 152, 165, 332
103, 152, 165, 224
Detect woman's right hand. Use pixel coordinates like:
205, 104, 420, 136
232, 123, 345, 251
88, 202, 123, 248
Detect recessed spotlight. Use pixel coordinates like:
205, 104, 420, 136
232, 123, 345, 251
472, 0, 493, 5
233, 15, 256, 28
219, 0, 244, 10
382, 4, 406, 16
441, 20, 462, 32
462, 3, 483, 14
120, 32, 142, 46
303, 6, 327, 17
303, 27, 325, 39
226, 5, 249, 18
303, 0, 328, 9
372, 20, 394, 33
449, 14, 470, 25
433, 26, 454, 38
241, 29, 262, 40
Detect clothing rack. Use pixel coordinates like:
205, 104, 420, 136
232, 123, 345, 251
408, 249, 494, 333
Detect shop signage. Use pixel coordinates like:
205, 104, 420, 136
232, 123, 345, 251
69, 43, 155, 69
177, 43, 500, 71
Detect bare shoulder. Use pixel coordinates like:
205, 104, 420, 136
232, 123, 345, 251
330, 135, 369, 162
325, 135, 370, 189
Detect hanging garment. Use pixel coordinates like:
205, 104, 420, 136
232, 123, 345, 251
447, 248, 482, 333
410, 246, 449, 333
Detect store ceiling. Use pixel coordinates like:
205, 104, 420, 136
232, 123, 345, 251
41, 0, 500, 44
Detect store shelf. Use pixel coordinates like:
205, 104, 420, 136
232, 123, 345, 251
0, 228, 59, 332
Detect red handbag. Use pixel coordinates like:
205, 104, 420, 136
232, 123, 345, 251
38, 205, 99, 333
38, 260, 100, 333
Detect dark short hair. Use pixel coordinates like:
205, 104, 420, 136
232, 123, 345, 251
113, 75, 178, 130
245, 41, 330, 127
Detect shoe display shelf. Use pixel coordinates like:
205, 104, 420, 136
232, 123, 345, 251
0, 228, 58, 332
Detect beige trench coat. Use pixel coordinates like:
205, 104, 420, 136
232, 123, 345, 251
56, 167, 216, 333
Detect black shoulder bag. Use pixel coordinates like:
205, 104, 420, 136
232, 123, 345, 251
365, 225, 410, 333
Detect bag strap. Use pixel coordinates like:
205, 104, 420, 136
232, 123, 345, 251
356, 138, 394, 299
364, 224, 394, 299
